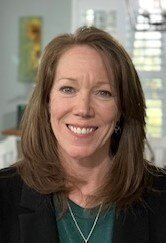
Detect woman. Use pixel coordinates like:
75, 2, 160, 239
0, 26, 166, 243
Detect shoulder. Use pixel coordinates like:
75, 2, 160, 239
147, 166, 166, 191
143, 166, 166, 211
143, 167, 166, 237
0, 166, 23, 203
0, 166, 22, 186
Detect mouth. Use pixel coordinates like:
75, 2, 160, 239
66, 124, 98, 135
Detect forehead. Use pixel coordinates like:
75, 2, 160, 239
55, 45, 109, 79
59, 45, 102, 60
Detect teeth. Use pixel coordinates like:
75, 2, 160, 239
76, 127, 81, 134
68, 125, 96, 134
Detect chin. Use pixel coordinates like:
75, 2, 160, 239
65, 147, 96, 160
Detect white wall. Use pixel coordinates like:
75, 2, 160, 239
0, 0, 71, 138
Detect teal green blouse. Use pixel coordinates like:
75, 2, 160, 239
54, 198, 115, 243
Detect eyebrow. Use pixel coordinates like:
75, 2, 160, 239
56, 77, 110, 85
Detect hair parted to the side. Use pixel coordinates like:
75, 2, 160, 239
15, 26, 154, 212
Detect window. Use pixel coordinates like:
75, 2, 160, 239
132, 1, 166, 138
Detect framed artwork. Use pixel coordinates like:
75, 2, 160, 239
18, 16, 42, 83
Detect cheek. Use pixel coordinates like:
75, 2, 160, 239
100, 103, 119, 124
50, 107, 64, 125
49, 97, 71, 126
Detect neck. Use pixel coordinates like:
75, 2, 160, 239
58, 147, 113, 207
68, 157, 111, 207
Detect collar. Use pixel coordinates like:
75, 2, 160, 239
19, 182, 59, 243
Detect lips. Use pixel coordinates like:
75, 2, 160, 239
66, 124, 98, 130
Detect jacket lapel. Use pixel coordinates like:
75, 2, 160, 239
18, 182, 59, 243
113, 204, 149, 243
18, 181, 149, 243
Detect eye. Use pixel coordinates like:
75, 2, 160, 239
59, 86, 76, 94
96, 90, 112, 98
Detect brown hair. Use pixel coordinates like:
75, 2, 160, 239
16, 26, 154, 211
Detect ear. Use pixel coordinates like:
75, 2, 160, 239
114, 115, 124, 134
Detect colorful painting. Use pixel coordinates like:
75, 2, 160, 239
18, 17, 42, 83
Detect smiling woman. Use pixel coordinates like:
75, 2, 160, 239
0, 26, 166, 243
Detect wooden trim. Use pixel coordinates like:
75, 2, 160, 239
1, 128, 21, 137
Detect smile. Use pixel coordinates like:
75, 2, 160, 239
67, 125, 98, 135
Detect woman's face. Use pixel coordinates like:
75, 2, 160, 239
50, 45, 119, 160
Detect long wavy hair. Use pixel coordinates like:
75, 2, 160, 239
16, 26, 154, 211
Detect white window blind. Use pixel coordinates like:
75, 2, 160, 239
133, 14, 166, 139
131, 0, 166, 166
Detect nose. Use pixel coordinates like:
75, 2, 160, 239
73, 92, 94, 118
